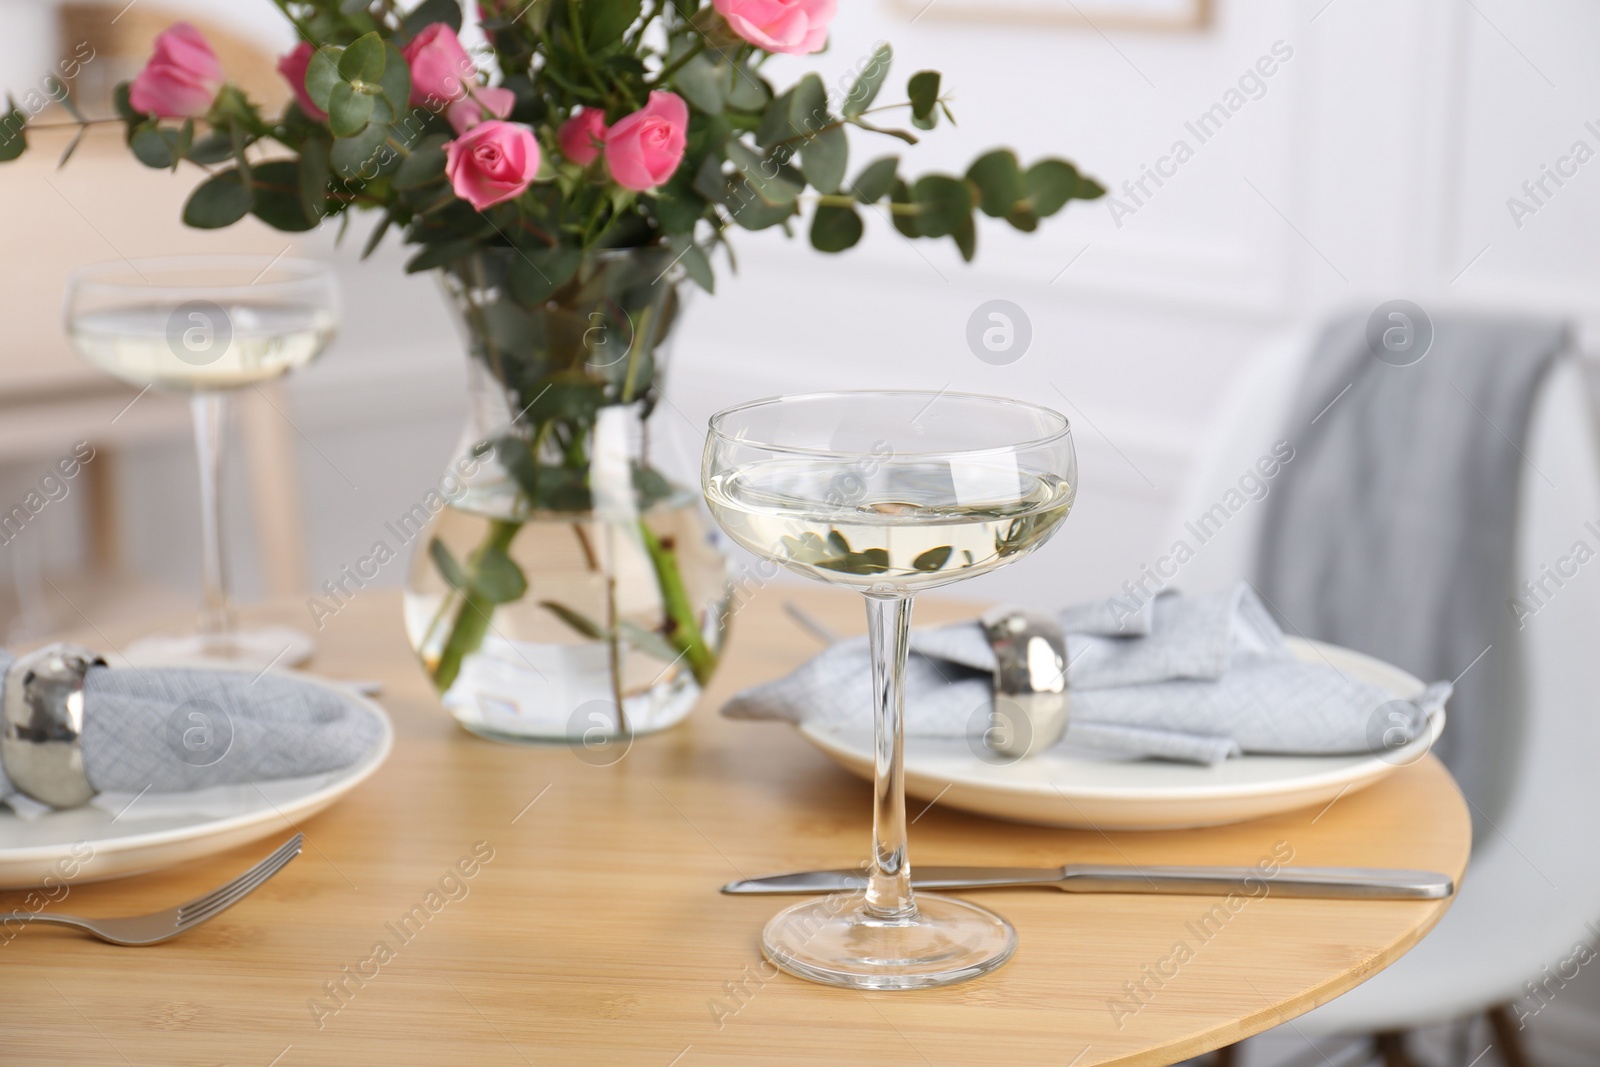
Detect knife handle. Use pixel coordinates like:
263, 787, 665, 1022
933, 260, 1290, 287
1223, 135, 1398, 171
1061, 865, 1453, 900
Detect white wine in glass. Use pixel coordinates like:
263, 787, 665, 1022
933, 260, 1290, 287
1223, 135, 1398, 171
703, 391, 1076, 989
64, 256, 339, 669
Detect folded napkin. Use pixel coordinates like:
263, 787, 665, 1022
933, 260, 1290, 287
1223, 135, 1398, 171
724, 584, 1451, 764
0, 649, 385, 813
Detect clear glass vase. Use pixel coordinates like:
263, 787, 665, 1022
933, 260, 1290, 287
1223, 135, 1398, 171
402, 248, 731, 743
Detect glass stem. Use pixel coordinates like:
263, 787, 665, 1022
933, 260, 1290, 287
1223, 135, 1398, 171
863, 592, 917, 920
190, 391, 235, 649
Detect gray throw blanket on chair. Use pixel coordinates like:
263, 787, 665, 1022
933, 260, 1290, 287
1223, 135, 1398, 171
1254, 311, 1570, 814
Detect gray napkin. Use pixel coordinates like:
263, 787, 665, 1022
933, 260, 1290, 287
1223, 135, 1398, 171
723, 585, 1451, 764
1255, 312, 1568, 814
0, 649, 385, 805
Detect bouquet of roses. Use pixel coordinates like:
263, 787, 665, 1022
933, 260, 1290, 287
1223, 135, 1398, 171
0, 0, 1103, 705
2, 0, 1101, 269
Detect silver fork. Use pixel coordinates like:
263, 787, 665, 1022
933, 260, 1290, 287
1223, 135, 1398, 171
0, 833, 303, 946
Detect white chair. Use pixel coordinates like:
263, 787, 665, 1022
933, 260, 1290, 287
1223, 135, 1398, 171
1166, 324, 1600, 1065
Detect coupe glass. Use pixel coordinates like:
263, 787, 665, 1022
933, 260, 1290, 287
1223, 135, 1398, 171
65, 255, 339, 668
703, 390, 1076, 989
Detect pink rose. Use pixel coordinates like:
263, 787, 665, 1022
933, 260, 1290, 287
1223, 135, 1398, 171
276, 42, 327, 122
445, 120, 541, 211
402, 23, 476, 107
604, 92, 688, 192
447, 86, 516, 134
128, 22, 224, 119
712, 0, 836, 55
558, 109, 610, 166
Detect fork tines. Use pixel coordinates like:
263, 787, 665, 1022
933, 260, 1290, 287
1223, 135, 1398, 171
175, 833, 304, 927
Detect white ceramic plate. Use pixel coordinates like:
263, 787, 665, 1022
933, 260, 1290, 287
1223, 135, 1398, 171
799, 639, 1445, 831
0, 670, 393, 889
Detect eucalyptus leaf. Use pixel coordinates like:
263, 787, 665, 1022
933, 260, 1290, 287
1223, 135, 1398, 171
361, 211, 393, 259
186, 130, 233, 165
912, 545, 953, 572
0, 110, 26, 163
1006, 205, 1039, 233
671, 238, 715, 293
113, 84, 139, 123
378, 42, 413, 115
298, 136, 331, 221
953, 214, 976, 261
129, 125, 177, 168
889, 178, 919, 238
786, 73, 828, 141
967, 149, 1024, 218
618, 621, 680, 663
328, 82, 375, 138
405, 238, 481, 272
584, 0, 642, 50
842, 43, 892, 118
540, 600, 606, 640
250, 159, 320, 232
403, 0, 464, 38
632, 464, 676, 509
394, 134, 448, 188
800, 124, 847, 195
726, 140, 801, 205
472, 545, 528, 603
1027, 158, 1082, 218
330, 122, 391, 179
724, 64, 770, 111
725, 178, 798, 230
182, 169, 253, 229
908, 71, 940, 130
168, 119, 194, 170
429, 538, 469, 591
810, 203, 863, 253
306, 47, 345, 111
754, 87, 794, 149
509, 245, 583, 304
850, 155, 898, 203
652, 172, 708, 234
911, 174, 970, 239
338, 32, 386, 84
673, 51, 724, 115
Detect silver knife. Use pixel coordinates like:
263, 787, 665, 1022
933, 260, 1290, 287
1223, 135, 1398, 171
722, 865, 1454, 900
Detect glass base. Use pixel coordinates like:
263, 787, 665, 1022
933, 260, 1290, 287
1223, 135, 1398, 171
123, 625, 315, 671
761, 892, 1017, 990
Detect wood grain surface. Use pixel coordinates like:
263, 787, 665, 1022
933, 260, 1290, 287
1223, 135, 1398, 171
0, 587, 1470, 1066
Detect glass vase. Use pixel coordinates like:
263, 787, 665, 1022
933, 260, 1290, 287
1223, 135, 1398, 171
402, 248, 731, 744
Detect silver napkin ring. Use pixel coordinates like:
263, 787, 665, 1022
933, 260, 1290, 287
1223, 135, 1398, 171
980, 607, 1070, 760
2, 643, 106, 808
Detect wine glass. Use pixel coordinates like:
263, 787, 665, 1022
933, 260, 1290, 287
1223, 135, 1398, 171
65, 255, 340, 669
702, 390, 1076, 989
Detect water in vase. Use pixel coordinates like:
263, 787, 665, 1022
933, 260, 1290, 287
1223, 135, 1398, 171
402, 490, 730, 742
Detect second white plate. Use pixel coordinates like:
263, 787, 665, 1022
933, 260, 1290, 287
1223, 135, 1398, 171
0, 670, 393, 889
799, 639, 1444, 831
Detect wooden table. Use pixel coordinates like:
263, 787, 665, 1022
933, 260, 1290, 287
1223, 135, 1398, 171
0, 588, 1470, 1066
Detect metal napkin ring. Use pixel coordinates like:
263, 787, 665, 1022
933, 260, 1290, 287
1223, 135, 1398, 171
980, 607, 1070, 760
2, 643, 105, 808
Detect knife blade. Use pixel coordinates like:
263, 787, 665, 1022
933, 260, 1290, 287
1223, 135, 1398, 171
722, 865, 1454, 900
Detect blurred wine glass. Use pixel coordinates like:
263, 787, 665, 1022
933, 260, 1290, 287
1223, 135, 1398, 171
64, 255, 338, 668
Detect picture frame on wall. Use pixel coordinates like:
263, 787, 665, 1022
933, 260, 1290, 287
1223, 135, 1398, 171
888, 0, 1210, 32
